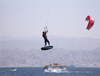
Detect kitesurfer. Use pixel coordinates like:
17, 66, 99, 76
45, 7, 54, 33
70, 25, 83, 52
42, 30, 50, 46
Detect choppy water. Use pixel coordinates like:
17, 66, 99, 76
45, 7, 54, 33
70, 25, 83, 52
0, 67, 100, 76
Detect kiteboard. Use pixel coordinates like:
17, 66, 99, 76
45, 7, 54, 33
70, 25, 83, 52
41, 46, 53, 50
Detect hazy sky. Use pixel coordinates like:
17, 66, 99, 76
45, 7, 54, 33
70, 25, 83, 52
0, 0, 100, 38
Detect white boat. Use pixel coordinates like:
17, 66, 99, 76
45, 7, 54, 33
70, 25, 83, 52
11, 68, 17, 71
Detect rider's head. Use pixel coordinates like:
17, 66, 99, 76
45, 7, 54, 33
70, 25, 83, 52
43, 31, 45, 34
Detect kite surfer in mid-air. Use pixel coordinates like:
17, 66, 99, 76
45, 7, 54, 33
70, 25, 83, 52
42, 26, 50, 46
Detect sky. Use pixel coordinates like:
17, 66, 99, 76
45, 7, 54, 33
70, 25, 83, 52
0, 0, 100, 39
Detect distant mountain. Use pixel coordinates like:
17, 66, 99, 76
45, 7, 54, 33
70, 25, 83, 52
0, 48, 100, 67
0, 36, 100, 67
0, 36, 100, 50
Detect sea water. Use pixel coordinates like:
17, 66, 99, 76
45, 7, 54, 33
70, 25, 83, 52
0, 67, 100, 76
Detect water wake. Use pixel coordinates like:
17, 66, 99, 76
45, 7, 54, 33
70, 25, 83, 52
44, 69, 91, 74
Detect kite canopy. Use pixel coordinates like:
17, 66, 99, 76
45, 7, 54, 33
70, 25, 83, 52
85, 15, 95, 30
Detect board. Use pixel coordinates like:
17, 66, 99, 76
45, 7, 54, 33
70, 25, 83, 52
41, 46, 53, 50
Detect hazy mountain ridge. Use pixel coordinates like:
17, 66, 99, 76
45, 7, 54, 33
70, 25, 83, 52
0, 48, 100, 67
0, 36, 100, 67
